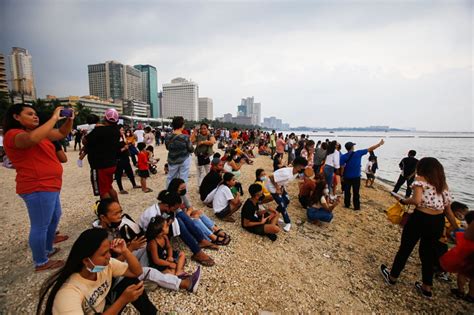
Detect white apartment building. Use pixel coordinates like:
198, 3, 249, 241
162, 78, 199, 121
9, 47, 36, 100
47, 95, 123, 116
198, 97, 213, 120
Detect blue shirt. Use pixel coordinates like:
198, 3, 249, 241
340, 149, 368, 179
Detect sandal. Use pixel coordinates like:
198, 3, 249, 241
212, 234, 228, 246
213, 229, 226, 238
192, 253, 215, 267
143, 188, 153, 193
47, 247, 61, 258
35, 259, 64, 272
53, 234, 69, 244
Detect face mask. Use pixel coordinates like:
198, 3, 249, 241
179, 189, 187, 196
260, 176, 267, 182
323, 188, 329, 195
87, 258, 106, 273
108, 221, 121, 229
258, 195, 265, 203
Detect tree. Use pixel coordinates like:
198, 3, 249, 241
73, 102, 92, 126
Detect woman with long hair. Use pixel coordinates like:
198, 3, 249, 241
3, 104, 73, 272
380, 157, 459, 298
37, 228, 157, 314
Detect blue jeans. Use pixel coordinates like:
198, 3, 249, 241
307, 207, 333, 223
192, 214, 215, 241
176, 210, 205, 254
323, 165, 335, 195
271, 193, 291, 224
20, 191, 62, 266
167, 156, 192, 187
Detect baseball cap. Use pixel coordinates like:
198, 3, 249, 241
104, 108, 119, 123
345, 141, 356, 151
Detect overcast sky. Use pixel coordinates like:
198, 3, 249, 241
1, 0, 472, 131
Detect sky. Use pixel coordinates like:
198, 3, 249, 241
1, 0, 472, 131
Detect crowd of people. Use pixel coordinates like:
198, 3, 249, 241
1, 104, 473, 313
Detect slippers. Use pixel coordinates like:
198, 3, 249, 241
47, 247, 61, 258
143, 188, 153, 193
35, 259, 64, 272
53, 234, 69, 244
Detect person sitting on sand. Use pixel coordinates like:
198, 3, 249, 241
140, 190, 216, 267
298, 168, 316, 209
307, 179, 340, 225
254, 168, 274, 204
241, 184, 280, 241
92, 198, 201, 292
212, 172, 242, 222
200, 157, 224, 202
258, 140, 271, 156
223, 149, 244, 178
145, 216, 188, 276
168, 178, 231, 245
266, 156, 308, 232
37, 228, 158, 314
273, 152, 284, 171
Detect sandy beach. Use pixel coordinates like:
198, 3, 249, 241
0, 144, 472, 314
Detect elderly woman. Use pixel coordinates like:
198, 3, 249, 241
3, 104, 73, 272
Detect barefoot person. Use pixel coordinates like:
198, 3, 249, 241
3, 104, 73, 272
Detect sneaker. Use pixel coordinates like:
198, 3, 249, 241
414, 281, 432, 299
267, 234, 278, 242
76, 159, 83, 168
380, 264, 396, 285
188, 266, 201, 293
283, 223, 291, 232
435, 272, 451, 282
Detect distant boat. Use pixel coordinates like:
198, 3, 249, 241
329, 131, 334, 134
312, 130, 318, 133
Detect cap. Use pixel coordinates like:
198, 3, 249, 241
345, 141, 356, 151
211, 157, 221, 165
104, 108, 119, 123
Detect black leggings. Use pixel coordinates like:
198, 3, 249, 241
115, 158, 137, 191
109, 277, 157, 314
390, 210, 445, 286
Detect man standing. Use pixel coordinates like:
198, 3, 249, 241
340, 139, 384, 210
190, 123, 216, 186
392, 150, 418, 198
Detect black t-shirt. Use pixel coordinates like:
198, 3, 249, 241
199, 170, 222, 201
241, 199, 260, 227
86, 125, 120, 169
400, 157, 418, 177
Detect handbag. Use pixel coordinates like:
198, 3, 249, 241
386, 202, 406, 224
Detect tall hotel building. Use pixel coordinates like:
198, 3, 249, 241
134, 64, 159, 118
88, 61, 142, 102
0, 54, 8, 94
162, 78, 199, 121
198, 97, 213, 120
9, 47, 36, 100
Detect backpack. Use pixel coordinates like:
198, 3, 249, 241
118, 213, 144, 243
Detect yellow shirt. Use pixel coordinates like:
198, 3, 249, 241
255, 180, 270, 197
439, 217, 461, 244
53, 258, 128, 314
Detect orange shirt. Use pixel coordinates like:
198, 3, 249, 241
4, 129, 63, 194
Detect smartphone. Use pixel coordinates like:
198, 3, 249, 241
60, 108, 73, 118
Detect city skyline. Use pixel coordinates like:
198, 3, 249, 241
0, 0, 472, 131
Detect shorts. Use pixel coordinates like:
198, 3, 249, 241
244, 224, 267, 235
138, 169, 150, 178
367, 174, 375, 179
91, 166, 116, 197
215, 204, 231, 219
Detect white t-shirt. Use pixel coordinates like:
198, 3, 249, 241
139, 203, 180, 236
134, 130, 145, 143
213, 185, 234, 213
52, 258, 128, 314
266, 167, 297, 194
365, 161, 374, 174
325, 152, 340, 168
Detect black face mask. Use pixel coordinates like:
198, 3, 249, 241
179, 189, 187, 196
108, 221, 121, 229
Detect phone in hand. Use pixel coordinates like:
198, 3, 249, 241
60, 108, 73, 118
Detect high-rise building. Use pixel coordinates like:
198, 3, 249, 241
198, 97, 213, 120
9, 47, 36, 100
238, 96, 261, 125
123, 99, 150, 118
162, 78, 199, 121
0, 54, 8, 94
88, 61, 143, 104
134, 65, 159, 118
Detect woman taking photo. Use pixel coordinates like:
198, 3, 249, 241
3, 104, 73, 272
380, 157, 459, 298
37, 228, 157, 314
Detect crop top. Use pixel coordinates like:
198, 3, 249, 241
412, 180, 452, 211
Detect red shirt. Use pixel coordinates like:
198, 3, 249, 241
137, 151, 149, 170
4, 129, 63, 194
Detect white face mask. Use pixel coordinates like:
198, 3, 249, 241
260, 176, 267, 182
323, 188, 330, 195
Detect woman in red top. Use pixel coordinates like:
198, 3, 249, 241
3, 104, 73, 272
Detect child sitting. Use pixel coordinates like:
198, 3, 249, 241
306, 179, 340, 225
146, 216, 187, 277
137, 142, 153, 193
